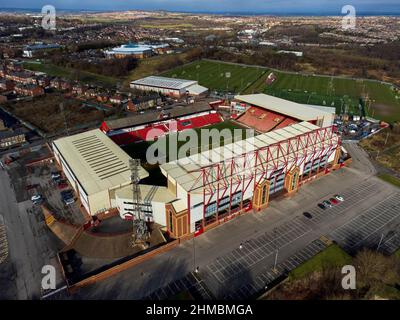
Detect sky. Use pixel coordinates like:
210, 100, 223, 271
0, 0, 399, 15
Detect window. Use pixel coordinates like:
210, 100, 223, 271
169, 211, 174, 233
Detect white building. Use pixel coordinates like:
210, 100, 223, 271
52, 129, 148, 216
130, 76, 208, 97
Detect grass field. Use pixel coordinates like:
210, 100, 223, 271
23, 61, 119, 87
378, 174, 400, 188
162, 60, 268, 94
163, 60, 400, 122
289, 244, 352, 280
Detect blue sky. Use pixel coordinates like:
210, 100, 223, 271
0, 0, 399, 14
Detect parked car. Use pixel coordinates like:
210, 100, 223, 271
31, 194, 43, 205
329, 198, 339, 205
318, 203, 327, 210
322, 200, 333, 208
57, 180, 68, 190
303, 212, 313, 219
64, 198, 75, 205
51, 172, 61, 180
334, 194, 344, 202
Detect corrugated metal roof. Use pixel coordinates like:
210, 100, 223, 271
131, 76, 197, 90
235, 94, 332, 121
160, 121, 326, 193
53, 129, 148, 195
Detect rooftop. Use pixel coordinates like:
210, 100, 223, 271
103, 102, 212, 131
131, 76, 198, 90
53, 129, 148, 196
115, 184, 176, 204
235, 94, 333, 121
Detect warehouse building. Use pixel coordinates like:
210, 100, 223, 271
52, 129, 148, 216
130, 76, 208, 97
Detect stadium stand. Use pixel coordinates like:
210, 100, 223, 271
236, 106, 290, 133
108, 111, 223, 145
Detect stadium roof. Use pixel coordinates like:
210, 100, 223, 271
234, 94, 333, 121
106, 43, 153, 54
160, 121, 331, 193
53, 129, 148, 196
131, 76, 198, 90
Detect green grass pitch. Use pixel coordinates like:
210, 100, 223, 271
162, 60, 400, 122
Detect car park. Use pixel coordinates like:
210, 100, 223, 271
303, 212, 313, 219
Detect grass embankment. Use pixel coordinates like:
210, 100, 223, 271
359, 128, 400, 173
289, 244, 352, 280
378, 174, 400, 188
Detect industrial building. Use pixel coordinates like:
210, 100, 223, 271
130, 76, 208, 97
52, 129, 148, 216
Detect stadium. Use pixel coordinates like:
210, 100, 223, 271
52, 93, 346, 239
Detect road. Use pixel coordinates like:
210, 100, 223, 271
0, 169, 65, 299
67, 142, 400, 300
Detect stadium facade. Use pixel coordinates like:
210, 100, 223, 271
52, 94, 345, 239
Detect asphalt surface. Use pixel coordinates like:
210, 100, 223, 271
0, 168, 65, 299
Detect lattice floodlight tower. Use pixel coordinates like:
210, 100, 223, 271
129, 159, 149, 247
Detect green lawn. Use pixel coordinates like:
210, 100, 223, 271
377, 173, 400, 188
162, 60, 268, 94
289, 244, 352, 280
23, 61, 119, 87
163, 59, 400, 122
246, 71, 400, 122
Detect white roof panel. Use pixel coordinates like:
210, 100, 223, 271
53, 129, 148, 196
131, 76, 197, 90
235, 93, 332, 121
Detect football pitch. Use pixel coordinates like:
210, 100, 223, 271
162, 60, 400, 122
161, 60, 268, 93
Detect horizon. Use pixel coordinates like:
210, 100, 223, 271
1, 7, 400, 17
0, 0, 399, 15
